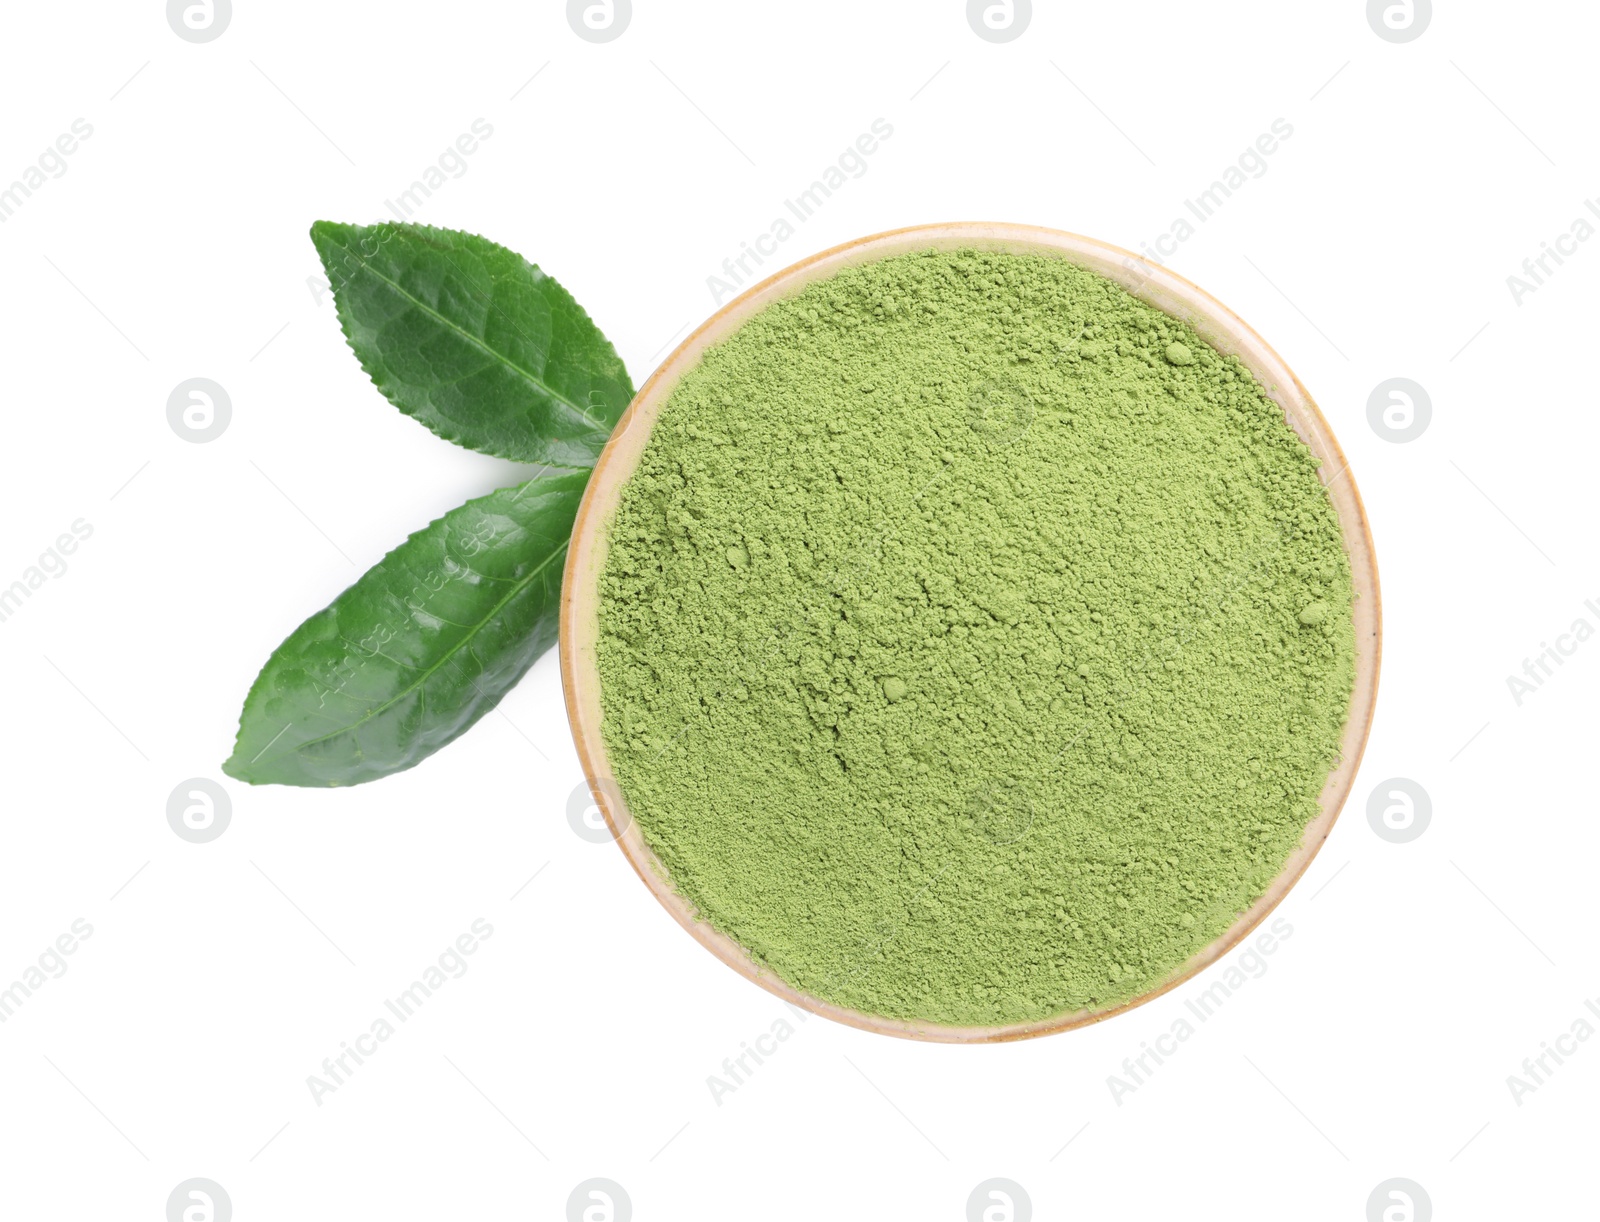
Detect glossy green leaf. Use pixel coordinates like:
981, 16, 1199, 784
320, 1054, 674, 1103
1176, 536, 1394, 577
223, 473, 587, 787
311, 221, 633, 467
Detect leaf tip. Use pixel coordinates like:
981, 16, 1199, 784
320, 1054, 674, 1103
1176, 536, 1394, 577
308, 219, 362, 266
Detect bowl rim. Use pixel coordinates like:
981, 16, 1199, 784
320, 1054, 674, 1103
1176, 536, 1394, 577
558, 221, 1382, 1043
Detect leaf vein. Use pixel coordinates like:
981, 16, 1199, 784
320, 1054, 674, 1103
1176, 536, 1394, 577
356, 258, 604, 431
255, 538, 570, 766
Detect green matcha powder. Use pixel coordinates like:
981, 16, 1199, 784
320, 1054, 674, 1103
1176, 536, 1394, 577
596, 249, 1354, 1027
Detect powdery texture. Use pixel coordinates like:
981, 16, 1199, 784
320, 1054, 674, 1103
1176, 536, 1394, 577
596, 250, 1355, 1027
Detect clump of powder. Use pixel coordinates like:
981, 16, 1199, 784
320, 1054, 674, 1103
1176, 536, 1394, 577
595, 249, 1356, 1026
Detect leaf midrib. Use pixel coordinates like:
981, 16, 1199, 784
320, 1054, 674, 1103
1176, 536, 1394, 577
355, 254, 601, 430
254, 537, 569, 766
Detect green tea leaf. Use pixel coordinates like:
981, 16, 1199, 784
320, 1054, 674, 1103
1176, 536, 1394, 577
311, 221, 633, 466
223, 473, 587, 787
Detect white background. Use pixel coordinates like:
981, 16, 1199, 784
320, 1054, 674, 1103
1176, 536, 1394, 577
0, 1, 1592, 1218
